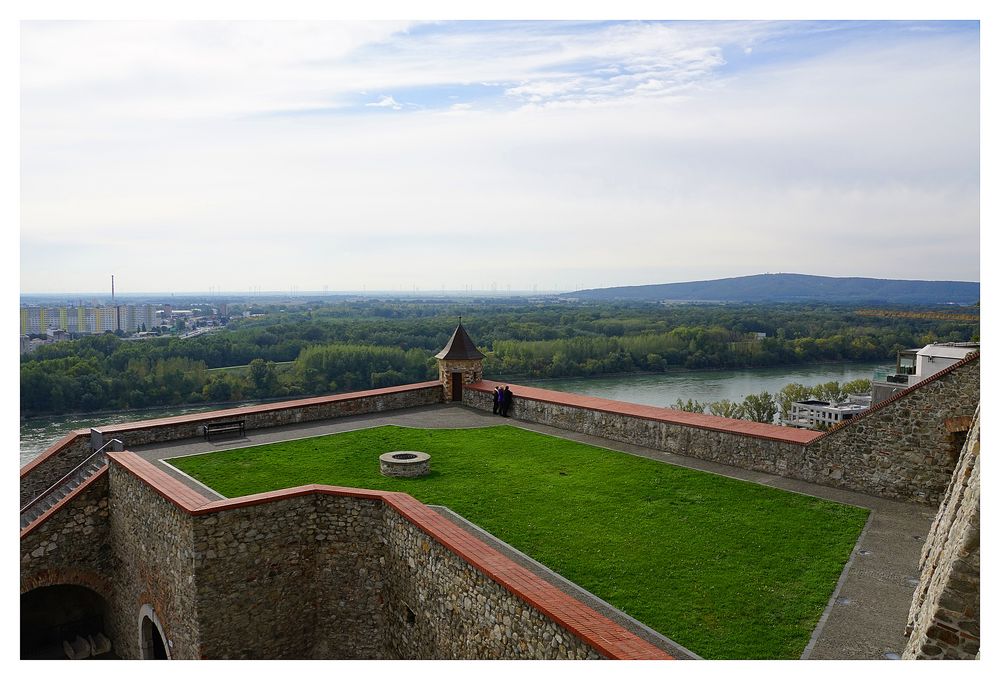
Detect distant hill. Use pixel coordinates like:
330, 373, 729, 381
565, 274, 980, 305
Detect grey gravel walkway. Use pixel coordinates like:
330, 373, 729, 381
133, 403, 931, 660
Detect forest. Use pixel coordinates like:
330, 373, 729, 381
20, 298, 978, 416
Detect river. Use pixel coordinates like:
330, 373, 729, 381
524, 361, 886, 410
20, 361, 886, 467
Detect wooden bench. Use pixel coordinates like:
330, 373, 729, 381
203, 420, 246, 440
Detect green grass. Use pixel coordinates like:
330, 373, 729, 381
171, 425, 868, 659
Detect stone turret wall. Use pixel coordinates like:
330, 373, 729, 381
903, 408, 980, 659
438, 359, 483, 401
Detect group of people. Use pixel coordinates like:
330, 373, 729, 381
492, 385, 514, 417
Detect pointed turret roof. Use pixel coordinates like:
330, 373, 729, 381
435, 322, 485, 361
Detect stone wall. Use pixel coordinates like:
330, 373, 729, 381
20, 470, 111, 596
466, 383, 807, 470
192, 495, 324, 659
464, 355, 978, 504
64, 455, 664, 659
20, 383, 442, 508
807, 356, 979, 505
381, 504, 601, 659
439, 359, 483, 402
311, 494, 389, 658
903, 408, 980, 659
187, 490, 604, 659
106, 464, 201, 659
19, 431, 91, 508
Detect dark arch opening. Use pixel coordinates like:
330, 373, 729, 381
21, 584, 113, 659
141, 615, 168, 660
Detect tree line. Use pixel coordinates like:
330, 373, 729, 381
20, 299, 977, 416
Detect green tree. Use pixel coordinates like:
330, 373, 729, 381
673, 398, 706, 413
742, 391, 777, 423
708, 399, 745, 419
841, 378, 872, 396
248, 358, 279, 394
811, 381, 846, 404
777, 383, 813, 419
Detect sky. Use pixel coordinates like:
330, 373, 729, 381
19, 18, 981, 294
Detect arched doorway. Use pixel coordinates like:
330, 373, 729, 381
21, 584, 112, 659
139, 605, 170, 660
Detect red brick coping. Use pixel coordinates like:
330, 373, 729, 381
19, 429, 91, 478
20, 464, 109, 538
102, 451, 673, 660
469, 380, 822, 445
96, 380, 442, 433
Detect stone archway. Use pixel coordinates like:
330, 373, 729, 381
21, 584, 112, 659
138, 604, 170, 660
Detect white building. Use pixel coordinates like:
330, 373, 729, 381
872, 342, 979, 403
783, 394, 873, 429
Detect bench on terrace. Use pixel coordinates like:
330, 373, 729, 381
203, 420, 246, 441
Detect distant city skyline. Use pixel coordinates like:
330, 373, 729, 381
20, 20, 980, 293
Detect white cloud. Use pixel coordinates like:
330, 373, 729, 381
19, 21, 979, 292
366, 95, 402, 110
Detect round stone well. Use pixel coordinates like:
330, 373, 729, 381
379, 451, 431, 478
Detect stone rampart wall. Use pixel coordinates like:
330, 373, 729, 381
381, 504, 601, 659
20, 470, 111, 595
187, 490, 603, 659
903, 408, 980, 659
107, 464, 201, 659
20, 383, 442, 509
192, 495, 325, 659
75, 454, 664, 659
311, 494, 389, 658
19, 431, 92, 508
465, 355, 979, 503
807, 357, 979, 505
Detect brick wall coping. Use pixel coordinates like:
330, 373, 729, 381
470, 379, 821, 445
19, 429, 90, 479
95, 381, 443, 433
810, 352, 980, 442
106, 451, 673, 660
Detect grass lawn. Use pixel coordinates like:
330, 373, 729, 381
171, 424, 868, 659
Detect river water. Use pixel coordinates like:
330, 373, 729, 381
20, 361, 886, 467
524, 361, 886, 410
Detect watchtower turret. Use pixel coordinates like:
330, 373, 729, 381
435, 320, 484, 402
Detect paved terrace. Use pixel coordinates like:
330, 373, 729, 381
132, 402, 932, 661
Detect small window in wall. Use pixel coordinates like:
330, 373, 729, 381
404, 604, 416, 625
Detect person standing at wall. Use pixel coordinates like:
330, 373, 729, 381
502, 385, 513, 417
496, 386, 505, 416
493, 386, 501, 414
